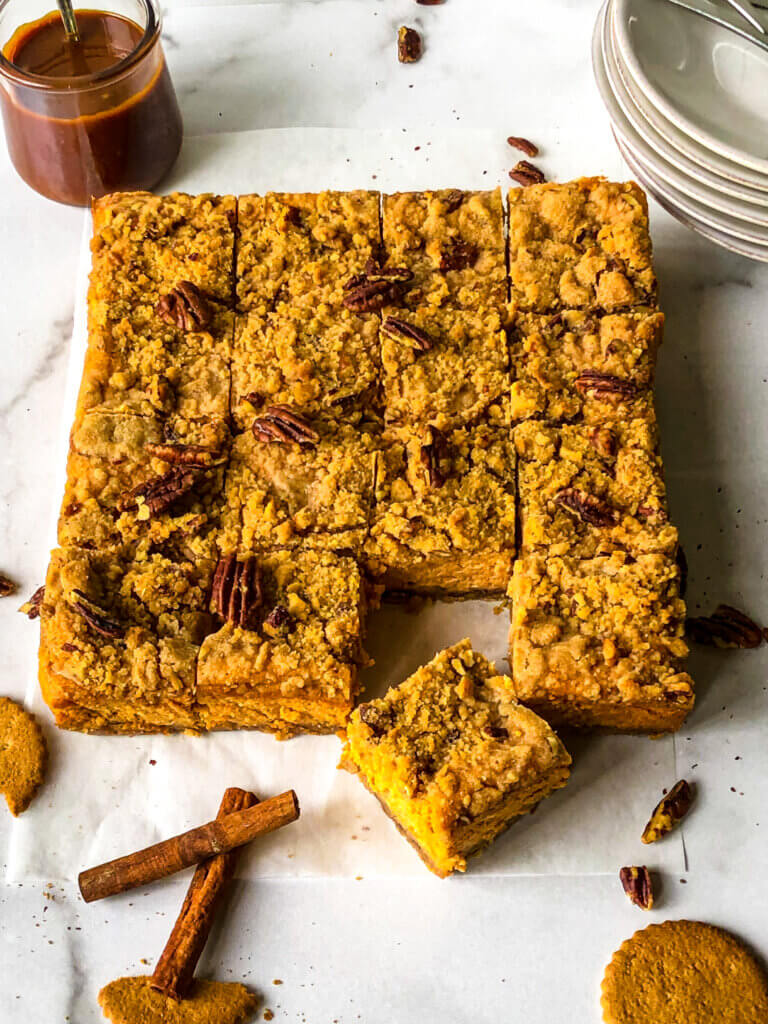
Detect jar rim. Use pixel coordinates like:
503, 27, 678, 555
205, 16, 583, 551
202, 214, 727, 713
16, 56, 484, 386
0, 0, 161, 90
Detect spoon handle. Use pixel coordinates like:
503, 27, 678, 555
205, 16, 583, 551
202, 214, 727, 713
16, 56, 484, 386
56, 0, 80, 42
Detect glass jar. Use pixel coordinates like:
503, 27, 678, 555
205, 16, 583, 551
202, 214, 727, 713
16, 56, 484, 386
0, 0, 183, 205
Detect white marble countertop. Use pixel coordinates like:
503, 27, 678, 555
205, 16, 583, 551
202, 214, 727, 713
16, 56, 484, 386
1, 1, 767, 1020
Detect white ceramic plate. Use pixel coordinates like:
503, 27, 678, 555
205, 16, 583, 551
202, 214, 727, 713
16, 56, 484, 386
599, 4, 768, 223
614, 0, 768, 174
615, 132, 768, 262
603, 2, 768, 204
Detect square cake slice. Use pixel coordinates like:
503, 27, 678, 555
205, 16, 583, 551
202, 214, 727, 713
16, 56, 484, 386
339, 639, 571, 877
507, 177, 657, 313
508, 307, 662, 425
196, 549, 369, 738
509, 552, 695, 733
514, 420, 678, 559
365, 424, 516, 595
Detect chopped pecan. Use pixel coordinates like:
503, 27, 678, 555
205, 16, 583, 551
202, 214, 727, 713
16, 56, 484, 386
686, 604, 764, 649
641, 779, 693, 844
554, 488, 617, 527
211, 555, 262, 629
507, 136, 539, 158
264, 604, 293, 630
19, 585, 45, 620
416, 0, 444, 4
0, 573, 17, 597
343, 277, 406, 313
420, 426, 447, 488
509, 160, 546, 187
155, 281, 211, 331
145, 443, 223, 469
589, 426, 617, 459
442, 189, 464, 213
483, 724, 509, 740
397, 26, 423, 63
381, 317, 434, 352
121, 467, 198, 518
619, 866, 654, 910
70, 589, 124, 639
439, 239, 477, 272
363, 261, 413, 282
574, 370, 637, 399
636, 503, 668, 523
252, 405, 319, 446
358, 702, 392, 738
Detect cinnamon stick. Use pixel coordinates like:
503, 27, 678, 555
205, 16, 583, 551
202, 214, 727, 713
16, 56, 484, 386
79, 789, 299, 903
151, 787, 257, 1000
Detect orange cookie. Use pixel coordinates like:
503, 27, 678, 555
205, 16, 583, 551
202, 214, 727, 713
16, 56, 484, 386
601, 920, 768, 1024
99, 976, 259, 1024
0, 696, 47, 815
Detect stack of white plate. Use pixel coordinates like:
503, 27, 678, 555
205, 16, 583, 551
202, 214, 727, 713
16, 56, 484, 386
593, 0, 768, 261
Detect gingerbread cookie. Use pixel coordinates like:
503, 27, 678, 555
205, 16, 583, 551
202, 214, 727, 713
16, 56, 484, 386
601, 919, 768, 1024
99, 976, 258, 1024
0, 696, 47, 816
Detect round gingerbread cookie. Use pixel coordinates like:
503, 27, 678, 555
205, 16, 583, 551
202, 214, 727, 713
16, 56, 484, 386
0, 696, 47, 816
601, 920, 768, 1024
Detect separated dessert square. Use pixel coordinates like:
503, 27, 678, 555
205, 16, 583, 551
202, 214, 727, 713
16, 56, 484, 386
514, 420, 677, 558
196, 548, 369, 737
509, 552, 695, 733
365, 424, 515, 595
339, 639, 571, 877
507, 178, 657, 313
382, 189, 506, 310
508, 307, 662, 424
380, 305, 509, 431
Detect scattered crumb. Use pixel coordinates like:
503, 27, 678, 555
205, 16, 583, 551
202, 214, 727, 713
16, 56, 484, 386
272, 979, 283, 986
148, 760, 156, 766
264, 1012, 274, 1021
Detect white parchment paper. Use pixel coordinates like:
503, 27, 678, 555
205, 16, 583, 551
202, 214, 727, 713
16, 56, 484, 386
8, 127, 684, 881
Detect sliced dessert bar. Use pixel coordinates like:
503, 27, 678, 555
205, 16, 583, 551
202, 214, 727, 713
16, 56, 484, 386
365, 424, 515, 595
514, 420, 677, 559
509, 552, 695, 733
507, 177, 657, 313
382, 188, 506, 311
196, 549, 369, 737
508, 307, 662, 424
339, 639, 571, 877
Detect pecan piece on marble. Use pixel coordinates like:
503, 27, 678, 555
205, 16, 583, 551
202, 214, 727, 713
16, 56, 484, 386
507, 136, 539, 158
439, 239, 478, 272
420, 426, 448, 488
0, 573, 17, 597
70, 589, 124, 639
619, 866, 654, 910
120, 467, 198, 518
574, 370, 638, 400
155, 281, 212, 332
211, 555, 262, 629
343, 277, 406, 313
19, 585, 45, 620
686, 604, 764, 649
641, 779, 693, 844
144, 442, 224, 469
554, 488, 617, 527
397, 25, 423, 63
509, 160, 546, 187
381, 316, 434, 352
252, 405, 319, 446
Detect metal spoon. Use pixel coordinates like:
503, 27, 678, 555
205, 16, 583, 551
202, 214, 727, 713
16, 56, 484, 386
663, 0, 768, 50
722, 0, 766, 33
56, 0, 80, 42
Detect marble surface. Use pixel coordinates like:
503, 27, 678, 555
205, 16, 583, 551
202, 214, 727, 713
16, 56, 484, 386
1, 1, 767, 1020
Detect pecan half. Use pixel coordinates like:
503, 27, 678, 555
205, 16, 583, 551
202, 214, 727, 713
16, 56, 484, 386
507, 136, 539, 158
420, 426, 447, 488
70, 589, 124, 639
619, 866, 654, 910
0, 573, 16, 597
554, 488, 617, 527
381, 317, 434, 352
686, 604, 764, 649
574, 370, 637, 399
252, 405, 319, 446
211, 555, 262, 629
439, 239, 477, 272
121, 467, 198, 517
145, 443, 223, 469
397, 26, 423, 63
343, 277, 406, 313
19, 585, 45, 620
641, 779, 693, 844
509, 160, 546, 187
155, 281, 211, 332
